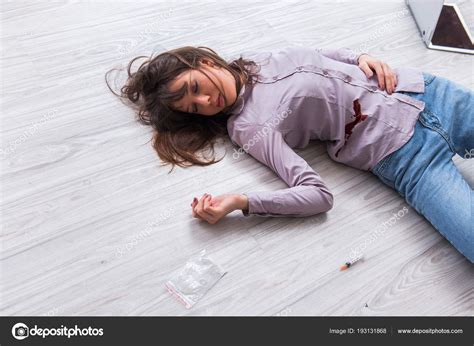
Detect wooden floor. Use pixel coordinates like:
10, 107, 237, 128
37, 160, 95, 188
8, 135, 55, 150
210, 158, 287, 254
1, 0, 473, 316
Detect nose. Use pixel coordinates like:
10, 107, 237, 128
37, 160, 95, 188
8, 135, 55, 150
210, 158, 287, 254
194, 94, 211, 107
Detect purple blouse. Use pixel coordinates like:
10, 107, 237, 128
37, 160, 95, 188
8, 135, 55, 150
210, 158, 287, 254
226, 46, 426, 217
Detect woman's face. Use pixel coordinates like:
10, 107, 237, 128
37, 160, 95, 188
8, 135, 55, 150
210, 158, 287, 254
167, 59, 238, 116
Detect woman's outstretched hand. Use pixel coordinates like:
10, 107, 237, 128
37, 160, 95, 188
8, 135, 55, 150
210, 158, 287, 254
357, 54, 398, 95
190, 193, 248, 224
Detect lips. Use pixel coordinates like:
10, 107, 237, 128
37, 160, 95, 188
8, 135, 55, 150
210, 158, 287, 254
216, 93, 223, 107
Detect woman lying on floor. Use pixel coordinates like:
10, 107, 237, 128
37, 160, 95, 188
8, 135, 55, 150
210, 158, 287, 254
106, 45, 474, 263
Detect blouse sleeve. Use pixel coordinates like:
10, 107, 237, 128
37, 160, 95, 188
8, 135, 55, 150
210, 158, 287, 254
232, 122, 334, 217
315, 47, 367, 65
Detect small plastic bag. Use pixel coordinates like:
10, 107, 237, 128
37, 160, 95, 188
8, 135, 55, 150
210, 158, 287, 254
165, 249, 227, 309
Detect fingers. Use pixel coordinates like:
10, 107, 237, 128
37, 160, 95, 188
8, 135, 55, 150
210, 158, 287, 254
360, 57, 398, 94
201, 195, 214, 216
191, 197, 202, 220
389, 65, 397, 93
381, 63, 391, 94
383, 63, 396, 94
191, 194, 217, 224
359, 61, 373, 79
193, 194, 208, 219
370, 60, 398, 94
373, 63, 385, 91
200, 195, 217, 224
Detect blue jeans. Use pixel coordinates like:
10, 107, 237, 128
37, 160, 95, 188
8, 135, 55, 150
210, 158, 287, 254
370, 72, 474, 263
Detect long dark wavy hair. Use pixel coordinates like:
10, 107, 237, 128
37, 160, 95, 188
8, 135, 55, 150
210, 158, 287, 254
105, 46, 261, 173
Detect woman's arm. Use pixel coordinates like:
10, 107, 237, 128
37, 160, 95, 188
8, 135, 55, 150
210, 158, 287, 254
315, 47, 398, 94
235, 193, 249, 213
236, 123, 333, 217
191, 122, 334, 224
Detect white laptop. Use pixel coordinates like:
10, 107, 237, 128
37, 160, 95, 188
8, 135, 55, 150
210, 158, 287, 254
406, 0, 474, 55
